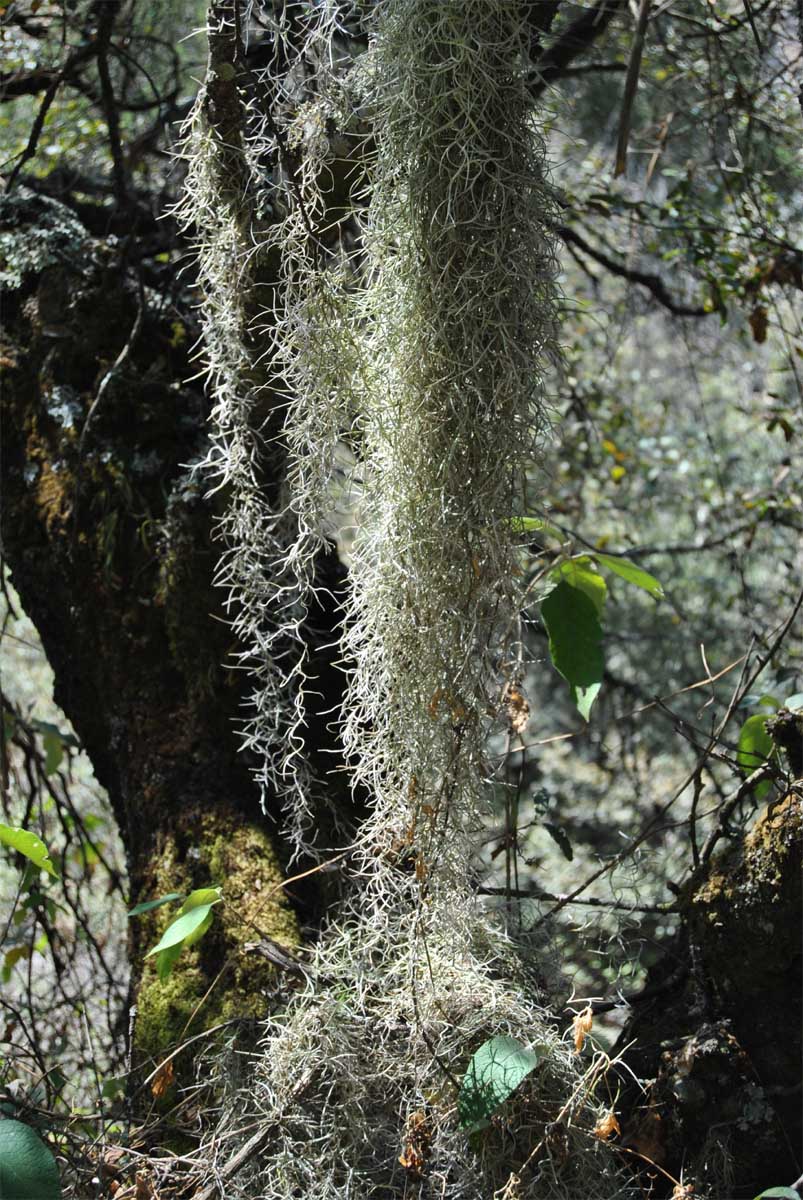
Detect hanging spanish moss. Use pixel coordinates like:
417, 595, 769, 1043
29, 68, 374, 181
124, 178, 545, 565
188, 1, 631, 1195
180, 1, 359, 852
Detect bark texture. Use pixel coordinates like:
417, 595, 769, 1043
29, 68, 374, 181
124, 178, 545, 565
0, 191, 317, 1085
616, 792, 802, 1197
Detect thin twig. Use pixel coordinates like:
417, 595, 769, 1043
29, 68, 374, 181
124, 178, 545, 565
192, 1126, 274, 1200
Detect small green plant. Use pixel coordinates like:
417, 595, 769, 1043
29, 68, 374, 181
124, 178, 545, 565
736, 691, 802, 797
129, 886, 222, 981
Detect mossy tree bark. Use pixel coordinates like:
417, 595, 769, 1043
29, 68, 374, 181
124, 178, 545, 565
615, 791, 802, 1198
0, 194, 347, 1091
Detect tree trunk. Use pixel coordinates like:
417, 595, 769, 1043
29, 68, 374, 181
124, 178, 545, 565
0, 192, 334, 1095
615, 790, 802, 1197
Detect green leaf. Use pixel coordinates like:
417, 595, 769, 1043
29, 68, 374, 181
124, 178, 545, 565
509, 516, 564, 541
592, 554, 664, 600
553, 558, 607, 616
753, 1189, 800, 1199
783, 692, 803, 711
0, 824, 58, 877
0, 1119, 62, 1200
541, 581, 604, 721
181, 887, 222, 911
543, 822, 573, 861
29, 720, 78, 749
458, 1036, 545, 1133
42, 730, 63, 776
156, 940, 185, 982
128, 893, 182, 918
144, 904, 216, 958
2, 945, 31, 983
737, 714, 774, 773
144, 886, 222, 979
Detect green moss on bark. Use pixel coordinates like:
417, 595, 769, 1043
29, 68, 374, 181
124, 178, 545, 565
134, 805, 299, 1068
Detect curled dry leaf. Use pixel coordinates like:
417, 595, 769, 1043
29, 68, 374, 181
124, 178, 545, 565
398, 1110, 431, 1180
150, 1057, 174, 1100
671, 1185, 694, 1200
572, 1006, 593, 1053
594, 1110, 621, 1140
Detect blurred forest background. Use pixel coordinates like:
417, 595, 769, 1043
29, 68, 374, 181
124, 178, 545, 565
0, 2, 801, 1198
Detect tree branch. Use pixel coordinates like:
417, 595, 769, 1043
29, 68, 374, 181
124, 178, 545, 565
559, 223, 711, 317
530, 0, 628, 98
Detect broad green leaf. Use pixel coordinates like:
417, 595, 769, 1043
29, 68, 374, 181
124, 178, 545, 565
0, 1118, 62, 1200
155, 906, 215, 981
783, 692, 803, 711
145, 887, 221, 978
753, 1189, 800, 1199
128, 893, 182, 918
592, 554, 664, 600
145, 903, 216, 958
737, 714, 774, 773
458, 1036, 546, 1133
541, 581, 604, 721
0, 824, 58, 877
509, 516, 564, 541
156, 940, 185, 982
182, 905, 215, 949
181, 887, 222, 911
553, 558, 607, 616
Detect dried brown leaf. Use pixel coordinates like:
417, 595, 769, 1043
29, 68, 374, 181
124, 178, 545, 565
572, 1006, 593, 1054
594, 1110, 621, 1140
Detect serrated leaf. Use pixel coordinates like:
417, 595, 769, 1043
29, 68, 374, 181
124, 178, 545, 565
0, 1118, 62, 1200
458, 1036, 545, 1133
541, 581, 603, 721
127, 893, 182, 918
0, 824, 58, 877
553, 558, 607, 616
592, 554, 664, 600
145, 904, 215, 958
